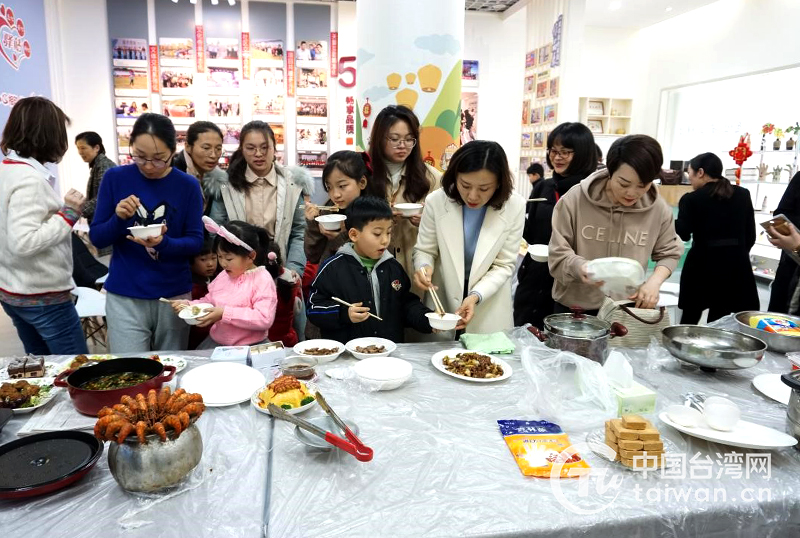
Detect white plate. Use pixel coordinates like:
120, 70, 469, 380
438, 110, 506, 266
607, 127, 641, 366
527, 244, 548, 263
293, 339, 345, 363
658, 411, 797, 450
151, 354, 188, 373
1, 379, 61, 415
752, 374, 791, 405
345, 337, 397, 360
585, 429, 680, 472
430, 349, 512, 383
180, 362, 266, 407
251, 382, 318, 415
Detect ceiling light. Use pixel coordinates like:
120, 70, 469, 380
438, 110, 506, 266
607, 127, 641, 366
190, 0, 197, 4
172, 0, 178, 3
228, 0, 236, 5
665, 6, 673, 11
211, 0, 218, 5
608, 1, 621, 10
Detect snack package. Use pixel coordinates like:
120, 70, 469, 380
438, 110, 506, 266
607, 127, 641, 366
497, 420, 590, 478
749, 315, 800, 336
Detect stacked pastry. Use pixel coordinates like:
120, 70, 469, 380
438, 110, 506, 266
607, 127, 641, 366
605, 415, 665, 469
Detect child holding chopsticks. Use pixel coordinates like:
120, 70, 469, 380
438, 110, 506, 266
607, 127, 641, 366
307, 197, 433, 342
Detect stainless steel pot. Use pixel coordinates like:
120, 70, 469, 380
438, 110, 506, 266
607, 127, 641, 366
781, 371, 800, 449
735, 311, 800, 354
108, 423, 203, 492
528, 310, 627, 364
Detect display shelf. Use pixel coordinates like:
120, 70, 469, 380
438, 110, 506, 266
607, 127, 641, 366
578, 97, 632, 136
753, 150, 796, 154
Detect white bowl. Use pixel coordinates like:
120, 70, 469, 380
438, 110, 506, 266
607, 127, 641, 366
293, 339, 345, 363
666, 404, 702, 428
394, 203, 423, 217
527, 243, 549, 263
127, 223, 164, 239
703, 397, 741, 432
315, 214, 347, 231
425, 312, 460, 330
585, 257, 645, 299
353, 357, 412, 391
178, 303, 214, 325
345, 337, 397, 360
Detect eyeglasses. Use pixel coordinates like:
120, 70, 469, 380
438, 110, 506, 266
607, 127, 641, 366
130, 151, 172, 170
548, 148, 575, 159
243, 145, 272, 156
386, 137, 417, 149
196, 145, 226, 157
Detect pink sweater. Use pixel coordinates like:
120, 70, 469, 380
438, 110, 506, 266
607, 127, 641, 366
191, 267, 278, 346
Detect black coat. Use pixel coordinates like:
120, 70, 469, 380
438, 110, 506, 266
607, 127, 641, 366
675, 183, 758, 313
514, 172, 584, 328
307, 248, 432, 343
769, 172, 800, 313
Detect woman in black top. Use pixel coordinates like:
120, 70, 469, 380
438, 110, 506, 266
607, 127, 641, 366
514, 122, 596, 327
768, 171, 800, 313
676, 152, 759, 323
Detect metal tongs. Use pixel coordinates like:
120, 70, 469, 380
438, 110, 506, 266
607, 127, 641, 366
268, 391, 374, 462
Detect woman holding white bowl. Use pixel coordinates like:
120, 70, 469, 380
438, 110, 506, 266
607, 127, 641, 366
413, 141, 524, 336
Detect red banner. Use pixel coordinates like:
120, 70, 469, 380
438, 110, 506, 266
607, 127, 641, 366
241, 31, 250, 80
330, 31, 338, 77
195, 25, 205, 73
148, 45, 159, 94
286, 50, 295, 97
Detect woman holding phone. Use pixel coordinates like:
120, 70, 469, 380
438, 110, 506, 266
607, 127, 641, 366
675, 152, 758, 323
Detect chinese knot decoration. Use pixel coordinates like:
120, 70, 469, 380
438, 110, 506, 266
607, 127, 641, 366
362, 98, 372, 129
728, 134, 753, 185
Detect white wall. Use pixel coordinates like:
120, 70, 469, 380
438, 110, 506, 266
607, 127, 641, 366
463, 10, 527, 186
47, 0, 115, 197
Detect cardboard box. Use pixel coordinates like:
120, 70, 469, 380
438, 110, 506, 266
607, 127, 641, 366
612, 380, 656, 416
250, 341, 286, 369
211, 346, 252, 366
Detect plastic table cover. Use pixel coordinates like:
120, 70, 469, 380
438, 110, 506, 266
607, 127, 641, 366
0, 315, 799, 538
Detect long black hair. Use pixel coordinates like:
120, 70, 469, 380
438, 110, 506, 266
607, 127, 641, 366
213, 220, 270, 266
75, 131, 106, 155
689, 152, 734, 199
227, 121, 276, 193
368, 105, 427, 202
546, 122, 596, 178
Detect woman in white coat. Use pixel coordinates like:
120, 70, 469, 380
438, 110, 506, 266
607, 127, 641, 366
413, 141, 525, 335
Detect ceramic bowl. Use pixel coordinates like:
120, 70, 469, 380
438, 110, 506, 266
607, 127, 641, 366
178, 303, 214, 326
345, 337, 397, 360
315, 214, 347, 231
292, 339, 345, 363
394, 203, 423, 217
426, 312, 460, 331
703, 397, 741, 431
353, 357, 412, 391
278, 356, 318, 380
527, 244, 549, 263
127, 224, 163, 239
666, 404, 702, 428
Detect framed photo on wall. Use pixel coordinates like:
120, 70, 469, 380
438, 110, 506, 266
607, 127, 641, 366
544, 104, 557, 124
587, 119, 604, 134
525, 75, 535, 93
522, 100, 530, 125
549, 77, 560, 98
588, 100, 605, 115
531, 106, 542, 125
533, 132, 545, 148
521, 133, 531, 149
536, 81, 548, 99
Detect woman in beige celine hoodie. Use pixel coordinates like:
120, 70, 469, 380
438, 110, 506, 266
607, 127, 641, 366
549, 135, 684, 313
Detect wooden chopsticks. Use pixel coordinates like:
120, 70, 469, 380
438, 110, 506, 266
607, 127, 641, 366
527, 198, 548, 202
301, 205, 340, 211
331, 296, 383, 321
417, 269, 446, 316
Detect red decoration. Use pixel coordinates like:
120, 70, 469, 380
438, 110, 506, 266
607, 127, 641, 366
148, 45, 159, 94
330, 31, 338, 77
728, 134, 753, 186
362, 98, 371, 118
241, 32, 250, 80
195, 25, 205, 73
286, 51, 295, 97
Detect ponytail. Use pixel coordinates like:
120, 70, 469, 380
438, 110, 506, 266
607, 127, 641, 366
689, 152, 734, 199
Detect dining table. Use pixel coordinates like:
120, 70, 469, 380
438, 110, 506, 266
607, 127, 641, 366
2, 315, 800, 537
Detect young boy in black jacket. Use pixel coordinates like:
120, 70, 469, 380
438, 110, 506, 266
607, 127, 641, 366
308, 196, 433, 342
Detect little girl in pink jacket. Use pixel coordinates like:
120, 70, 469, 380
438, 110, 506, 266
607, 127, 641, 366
173, 217, 277, 348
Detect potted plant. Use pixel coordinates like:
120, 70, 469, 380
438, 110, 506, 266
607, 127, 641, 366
774, 128, 784, 150
786, 123, 800, 150
762, 123, 775, 151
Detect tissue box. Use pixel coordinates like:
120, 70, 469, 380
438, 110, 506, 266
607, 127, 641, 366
612, 381, 656, 415
211, 346, 252, 366
250, 342, 286, 369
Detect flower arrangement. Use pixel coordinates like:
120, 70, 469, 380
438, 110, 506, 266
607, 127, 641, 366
775, 128, 785, 140
762, 123, 775, 135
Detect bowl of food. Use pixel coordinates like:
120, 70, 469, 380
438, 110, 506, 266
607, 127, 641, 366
315, 214, 347, 231
127, 224, 163, 240
527, 244, 549, 263
279, 356, 317, 380
353, 357, 412, 391
734, 311, 800, 353
345, 337, 397, 360
252, 375, 317, 415
53, 358, 176, 415
178, 303, 214, 326
425, 312, 460, 331
293, 339, 345, 363
394, 203, 423, 217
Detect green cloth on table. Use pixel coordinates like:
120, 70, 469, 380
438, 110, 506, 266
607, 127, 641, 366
459, 332, 516, 354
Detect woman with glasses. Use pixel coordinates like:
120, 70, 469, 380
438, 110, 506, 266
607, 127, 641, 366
212, 120, 312, 277
0, 97, 89, 354
172, 121, 228, 221
368, 105, 441, 294
514, 122, 597, 328
90, 113, 204, 352
549, 135, 683, 314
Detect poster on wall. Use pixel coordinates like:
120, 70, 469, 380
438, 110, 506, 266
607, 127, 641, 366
549, 77, 560, 98
533, 132, 545, 148
522, 100, 530, 126
113, 67, 148, 97
296, 96, 328, 124
207, 66, 241, 91
218, 124, 241, 151
538, 44, 551, 66
161, 68, 194, 95
460, 92, 477, 145
117, 126, 132, 149
253, 67, 284, 91
525, 50, 537, 68
297, 151, 327, 169
207, 38, 239, 61
297, 126, 328, 151
295, 41, 327, 62
536, 80, 548, 99
521, 133, 531, 149
162, 97, 196, 122
208, 96, 240, 120
114, 97, 149, 121
159, 38, 194, 66
524, 75, 535, 94
296, 67, 328, 94
531, 106, 542, 125
462, 60, 478, 87
270, 124, 285, 147
252, 94, 284, 118
544, 104, 557, 124
112, 38, 148, 65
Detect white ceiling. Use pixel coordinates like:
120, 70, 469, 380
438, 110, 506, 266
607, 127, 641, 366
584, 0, 720, 29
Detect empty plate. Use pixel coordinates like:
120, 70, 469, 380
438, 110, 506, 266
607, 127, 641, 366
180, 362, 266, 406
753, 374, 791, 405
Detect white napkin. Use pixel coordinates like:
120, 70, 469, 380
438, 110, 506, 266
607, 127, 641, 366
603, 350, 633, 389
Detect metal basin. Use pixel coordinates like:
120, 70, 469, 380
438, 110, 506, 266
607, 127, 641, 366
734, 311, 800, 354
661, 325, 766, 371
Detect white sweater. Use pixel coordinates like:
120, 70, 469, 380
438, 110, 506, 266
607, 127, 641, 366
0, 152, 75, 295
